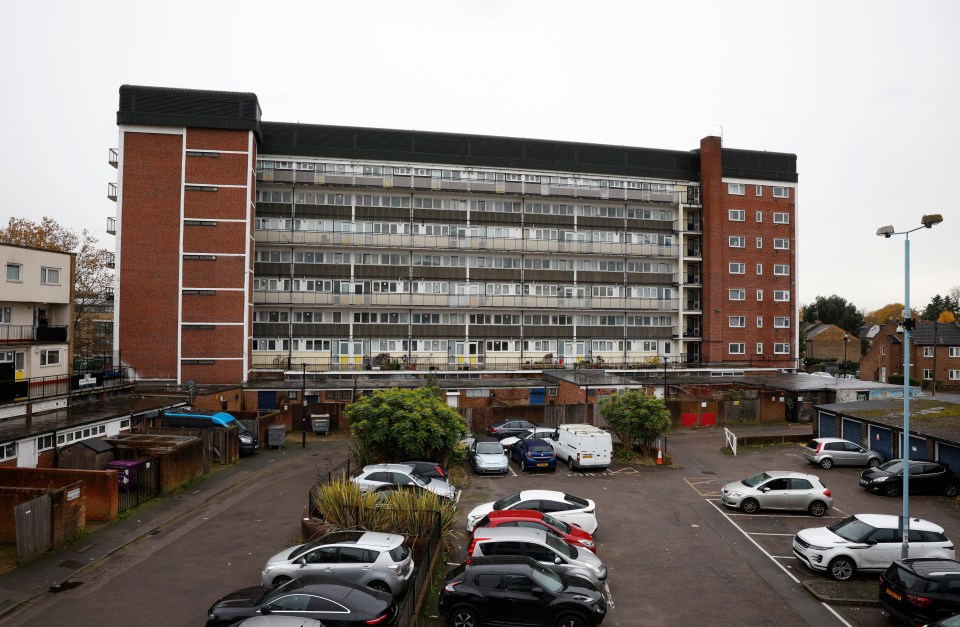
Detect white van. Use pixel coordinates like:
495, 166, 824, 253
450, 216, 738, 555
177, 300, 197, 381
550, 423, 612, 470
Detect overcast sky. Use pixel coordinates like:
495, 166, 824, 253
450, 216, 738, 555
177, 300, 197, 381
3, 0, 957, 314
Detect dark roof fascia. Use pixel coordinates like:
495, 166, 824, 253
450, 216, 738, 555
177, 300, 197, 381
721, 147, 799, 183
117, 85, 262, 140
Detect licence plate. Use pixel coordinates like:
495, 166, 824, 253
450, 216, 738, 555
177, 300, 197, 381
885, 587, 902, 602
537, 463, 548, 467
582, 454, 593, 459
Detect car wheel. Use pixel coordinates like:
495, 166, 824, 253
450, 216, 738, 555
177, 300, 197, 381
819, 458, 833, 469
867, 458, 881, 468
946, 483, 959, 497
271, 575, 291, 585
449, 606, 480, 627
740, 498, 759, 514
556, 612, 590, 627
885, 484, 901, 497
567, 456, 576, 470
808, 500, 827, 517
520, 458, 528, 471
368, 581, 391, 594
828, 556, 856, 581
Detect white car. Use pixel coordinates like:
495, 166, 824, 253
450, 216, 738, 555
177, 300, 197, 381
352, 463, 460, 503
793, 513, 955, 581
499, 427, 558, 450
465, 489, 598, 534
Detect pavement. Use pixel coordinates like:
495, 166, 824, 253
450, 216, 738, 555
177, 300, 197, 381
0, 429, 352, 621
0, 421, 882, 625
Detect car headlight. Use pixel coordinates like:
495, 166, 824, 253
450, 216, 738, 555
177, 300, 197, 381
579, 540, 595, 548
240, 435, 253, 444
804, 543, 830, 551
584, 562, 602, 574
208, 613, 217, 621
727, 490, 743, 498
873, 476, 888, 482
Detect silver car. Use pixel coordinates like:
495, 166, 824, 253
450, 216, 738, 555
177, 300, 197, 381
803, 437, 883, 469
352, 463, 460, 503
720, 470, 833, 517
260, 530, 414, 595
469, 436, 509, 474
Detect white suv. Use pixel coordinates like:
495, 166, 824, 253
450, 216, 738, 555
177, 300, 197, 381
793, 514, 955, 581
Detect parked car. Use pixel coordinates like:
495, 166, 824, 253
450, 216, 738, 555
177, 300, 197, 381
438, 556, 607, 627
488, 419, 544, 440
720, 470, 833, 516
468, 527, 608, 588
550, 424, 613, 470
880, 558, 960, 625
260, 530, 414, 595
499, 427, 558, 450
809, 371, 834, 378
400, 460, 448, 481
860, 459, 960, 497
472, 509, 597, 553
793, 513, 955, 581
369, 483, 430, 502
469, 436, 509, 475
206, 576, 397, 627
352, 463, 460, 503
236, 617, 327, 627
803, 437, 883, 469
466, 490, 598, 534
510, 438, 557, 472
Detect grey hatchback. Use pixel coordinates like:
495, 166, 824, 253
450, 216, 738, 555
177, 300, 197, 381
721, 470, 833, 516
803, 437, 883, 469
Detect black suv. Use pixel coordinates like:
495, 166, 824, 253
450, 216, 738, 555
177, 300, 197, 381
438, 555, 606, 627
880, 558, 960, 624
860, 460, 960, 497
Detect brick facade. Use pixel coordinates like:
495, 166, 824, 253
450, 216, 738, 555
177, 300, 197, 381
0, 467, 115, 522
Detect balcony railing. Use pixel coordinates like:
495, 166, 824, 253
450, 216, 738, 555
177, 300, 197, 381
0, 325, 68, 343
107, 183, 117, 202
0, 366, 132, 405
107, 216, 117, 235
109, 148, 119, 168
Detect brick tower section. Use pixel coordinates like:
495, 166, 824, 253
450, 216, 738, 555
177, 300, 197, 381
118, 127, 254, 384
699, 136, 725, 364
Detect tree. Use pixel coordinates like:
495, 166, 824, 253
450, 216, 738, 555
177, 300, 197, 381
0, 217, 114, 361
922, 294, 960, 321
345, 387, 468, 463
801, 295, 864, 334
864, 303, 911, 326
938, 310, 956, 324
599, 389, 670, 456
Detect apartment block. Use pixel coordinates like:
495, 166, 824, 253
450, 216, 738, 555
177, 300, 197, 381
111, 85, 798, 385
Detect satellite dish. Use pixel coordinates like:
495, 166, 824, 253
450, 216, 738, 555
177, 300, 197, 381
186, 380, 196, 391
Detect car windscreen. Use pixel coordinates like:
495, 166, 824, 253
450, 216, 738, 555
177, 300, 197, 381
493, 493, 522, 510
477, 443, 504, 455
260, 577, 303, 604
742, 472, 771, 487
827, 516, 876, 542
878, 460, 905, 473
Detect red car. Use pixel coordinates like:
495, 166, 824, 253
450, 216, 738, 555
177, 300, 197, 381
471, 509, 597, 553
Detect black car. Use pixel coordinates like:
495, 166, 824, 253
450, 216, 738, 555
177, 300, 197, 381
439, 555, 606, 627
880, 558, 960, 625
488, 419, 542, 440
401, 460, 448, 480
859, 459, 960, 497
206, 576, 397, 627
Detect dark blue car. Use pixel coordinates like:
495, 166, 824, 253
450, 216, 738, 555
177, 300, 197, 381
510, 438, 557, 472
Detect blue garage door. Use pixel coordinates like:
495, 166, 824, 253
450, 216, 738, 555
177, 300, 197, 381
900, 435, 927, 460
258, 391, 277, 410
530, 388, 546, 405
818, 412, 837, 438
841, 418, 863, 445
869, 425, 893, 461
937, 443, 960, 473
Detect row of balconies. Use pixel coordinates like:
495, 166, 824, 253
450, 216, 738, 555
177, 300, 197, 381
250, 292, 692, 311
0, 325, 69, 343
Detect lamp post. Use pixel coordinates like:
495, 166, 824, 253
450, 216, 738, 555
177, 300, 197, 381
842, 334, 849, 377
876, 214, 944, 558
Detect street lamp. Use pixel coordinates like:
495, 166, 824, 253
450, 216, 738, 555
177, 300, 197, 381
842, 334, 849, 377
876, 213, 943, 558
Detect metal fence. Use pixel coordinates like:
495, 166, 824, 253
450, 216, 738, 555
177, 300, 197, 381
0, 366, 132, 404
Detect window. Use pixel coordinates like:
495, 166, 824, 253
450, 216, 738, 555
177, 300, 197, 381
756, 263, 763, 275
0, 307, 9, 324
729, 289, 746, 301
756, 211, 763, 222
774, 290, 790, 302
729, 236, 745, 248
756, 237, 763, 249
773, 186, 790, 198
774, 264, 790, 276
774, 238, 790, 250
755, 185, 763, 196
0, 442, 16, 462
729, 263, 745, 274
6, 263, 22, 282
729, 343, 745, 355
881, 345, 886, 356
924, 347, 934, 358
37, 434, 54, 451
728, 209, 745, 221
774, 316, 790, 328
923, 369, 934, 380
757, 316, 763, 328
773, 212, 790, 224
950, 348, 960, 358
40, 349, 60, 366
729, 316, 745, 328
728, 184, 745, 196
756, 342, 763, 354
757, 289, 764, 301
950, 370, 960, 380
774, 343, 790, 354
41, 267, 60, 284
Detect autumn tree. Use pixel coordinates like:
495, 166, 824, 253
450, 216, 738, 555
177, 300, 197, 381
801, 295, 864, 334
863, 303, 918, 326
922, 294, 960, 321
0, 217, 114, 362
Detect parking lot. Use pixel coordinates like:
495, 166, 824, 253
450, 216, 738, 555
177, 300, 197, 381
444, 426, 960, 626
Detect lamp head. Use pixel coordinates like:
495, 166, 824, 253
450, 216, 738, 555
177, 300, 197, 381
876, 225, 895, 238
922, 214, 944, 228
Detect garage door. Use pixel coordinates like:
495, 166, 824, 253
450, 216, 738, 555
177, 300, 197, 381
900, 435, 927, 460
937, 443, 960, 472
841, 418, 863, 445
869, 425, 893, 461
818, 412, 837, 438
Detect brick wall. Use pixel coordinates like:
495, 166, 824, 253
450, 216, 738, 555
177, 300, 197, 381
0, 467, 116, 522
